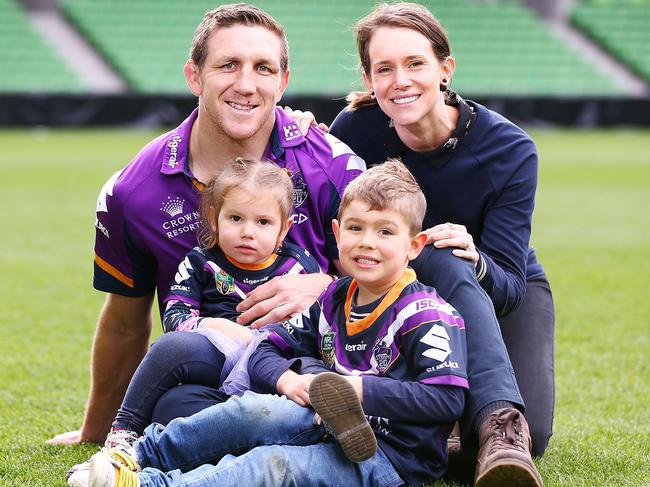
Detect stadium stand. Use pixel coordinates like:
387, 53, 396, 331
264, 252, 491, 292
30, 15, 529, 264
0, 0, 82, 93
58, 0, 619, 96
572, 0, 650, 85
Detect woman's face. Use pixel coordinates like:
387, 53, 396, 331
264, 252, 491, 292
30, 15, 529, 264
363, 26, 453, 130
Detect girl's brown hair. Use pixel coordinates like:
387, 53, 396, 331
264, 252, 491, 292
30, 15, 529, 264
198, 158, 294, 249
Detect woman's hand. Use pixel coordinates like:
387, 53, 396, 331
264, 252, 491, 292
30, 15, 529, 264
282, 106, 330, 134
426, 222, 479, 265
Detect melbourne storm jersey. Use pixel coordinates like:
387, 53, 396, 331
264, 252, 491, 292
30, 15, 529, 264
162, 242, 320, 332
251, 268, 468, 485
93, 107, 364, 315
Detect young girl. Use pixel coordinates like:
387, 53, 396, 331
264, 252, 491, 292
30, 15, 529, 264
67, 158, 320, 486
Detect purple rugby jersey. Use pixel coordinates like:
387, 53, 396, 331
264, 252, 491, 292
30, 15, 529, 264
93, 107, 365, 315
261, 268, 468, 485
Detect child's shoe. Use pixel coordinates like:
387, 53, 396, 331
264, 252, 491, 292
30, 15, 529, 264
88, 448, 140, 487
309, 372, 377, 463
67, 429, 139, 487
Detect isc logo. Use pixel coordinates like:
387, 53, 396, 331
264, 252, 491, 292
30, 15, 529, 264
415, 299, 440, 312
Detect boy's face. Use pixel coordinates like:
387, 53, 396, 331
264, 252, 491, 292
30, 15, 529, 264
333, 199, 426, 302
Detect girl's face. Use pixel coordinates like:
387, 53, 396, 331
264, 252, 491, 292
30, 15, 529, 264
363, 26, 454, 130
215, 187, 291, 265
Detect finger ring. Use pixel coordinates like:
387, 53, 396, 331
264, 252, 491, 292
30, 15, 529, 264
446, 222, 453, 231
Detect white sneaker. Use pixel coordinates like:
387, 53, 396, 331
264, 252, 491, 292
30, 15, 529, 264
88, 449, 140, 487
66, 429, 139, 487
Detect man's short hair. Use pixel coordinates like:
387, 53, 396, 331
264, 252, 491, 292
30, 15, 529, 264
190, 3, 289, 71
338, 158, 426, 235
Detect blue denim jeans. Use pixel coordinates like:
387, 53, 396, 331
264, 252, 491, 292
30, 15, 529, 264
135, 392, 404, 487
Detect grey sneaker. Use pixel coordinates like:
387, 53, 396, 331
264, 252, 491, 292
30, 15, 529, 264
475, 408, 542, 487
309, 372, 377, 463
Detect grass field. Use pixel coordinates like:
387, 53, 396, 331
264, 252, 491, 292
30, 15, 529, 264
0, 128, 648, 486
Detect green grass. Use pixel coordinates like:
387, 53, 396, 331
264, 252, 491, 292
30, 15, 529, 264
0, 128, 648, 486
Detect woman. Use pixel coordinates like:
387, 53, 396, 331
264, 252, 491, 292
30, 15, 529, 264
329, 2, 555, 460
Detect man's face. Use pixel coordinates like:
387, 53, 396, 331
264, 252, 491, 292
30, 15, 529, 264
187, 24, 289, 142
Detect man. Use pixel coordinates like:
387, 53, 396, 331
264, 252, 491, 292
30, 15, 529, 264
49, 3, 363, 445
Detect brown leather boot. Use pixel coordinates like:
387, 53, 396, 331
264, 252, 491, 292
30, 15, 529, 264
474, 408, 542, 487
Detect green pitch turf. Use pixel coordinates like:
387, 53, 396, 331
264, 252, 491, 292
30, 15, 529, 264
0, 128, 648, 486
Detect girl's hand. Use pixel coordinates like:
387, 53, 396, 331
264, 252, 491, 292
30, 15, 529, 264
200, 317, 253, 345
426, 222, 479, 265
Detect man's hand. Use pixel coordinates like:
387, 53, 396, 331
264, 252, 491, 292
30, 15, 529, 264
46, 293, 153, 445
236, 273, 334, 329
276, 370, 316, 407
46, 429, 83, 445
282, 106, 330, 135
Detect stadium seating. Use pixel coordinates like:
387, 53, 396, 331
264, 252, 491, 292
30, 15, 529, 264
572, 0, 650, 85
53, 0, 623, 96
0, 0, 82, 93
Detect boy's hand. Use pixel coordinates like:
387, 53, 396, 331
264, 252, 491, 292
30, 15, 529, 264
276, 370, 317, 407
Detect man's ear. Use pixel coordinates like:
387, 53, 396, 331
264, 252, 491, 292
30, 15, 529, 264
407, 231, 428, 262
184, 59, 202, 97
276, 69, 290, 103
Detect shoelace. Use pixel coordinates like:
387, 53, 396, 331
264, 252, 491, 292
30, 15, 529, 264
105, 429, 139, 450
487, 409, 527, 455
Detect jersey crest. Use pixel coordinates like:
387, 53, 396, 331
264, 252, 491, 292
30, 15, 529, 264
373, 341, 392, 373
321, 331, 336, 366
215, 269, 235, 295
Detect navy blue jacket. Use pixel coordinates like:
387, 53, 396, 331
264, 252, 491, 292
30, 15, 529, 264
330, 96, 545, 316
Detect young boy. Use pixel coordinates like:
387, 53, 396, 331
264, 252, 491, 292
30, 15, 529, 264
86, 159, 469, 487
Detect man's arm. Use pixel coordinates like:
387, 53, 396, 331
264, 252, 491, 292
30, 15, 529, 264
47, 293, 153, 444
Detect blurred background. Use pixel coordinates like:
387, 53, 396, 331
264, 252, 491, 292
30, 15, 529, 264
1, 0, 649, 127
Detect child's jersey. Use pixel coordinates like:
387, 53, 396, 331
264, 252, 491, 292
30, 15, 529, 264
250, 268, 468, 485
162, 241, 320, 332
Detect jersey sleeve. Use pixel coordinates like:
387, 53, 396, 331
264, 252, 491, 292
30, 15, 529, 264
248, 301, 323, 393
401, 295, 469, 388
93, 169, 156, 297
162, 249, 208, 332
473, 135, 537, 316
321, 132, 366, 265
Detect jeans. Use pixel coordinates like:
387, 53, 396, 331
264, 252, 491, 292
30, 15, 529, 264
152, 247, 524, 450
500, 275, 555, 456
114, 332, 226, 434
135, 392, 404, 487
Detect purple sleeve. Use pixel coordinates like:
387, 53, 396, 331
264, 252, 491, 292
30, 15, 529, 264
93, 169, 155, 296
362, 376, 465, 424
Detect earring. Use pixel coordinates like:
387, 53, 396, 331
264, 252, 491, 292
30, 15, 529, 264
440, 78, 448, 92
370, 90, 375, 97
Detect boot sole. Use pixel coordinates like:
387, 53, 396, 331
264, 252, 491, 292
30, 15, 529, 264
309, 372, 377, 463
475, 457, 542, 487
